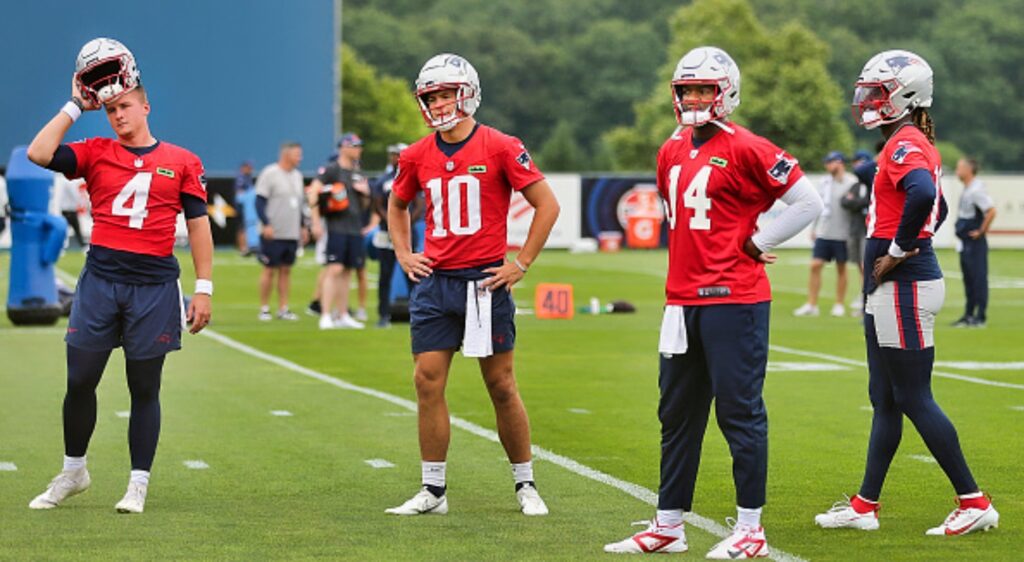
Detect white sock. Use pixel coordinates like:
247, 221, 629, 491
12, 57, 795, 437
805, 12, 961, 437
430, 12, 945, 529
656, 509, 684, 527
130, 470, 150, 487
737, 506, 762, 529
958, 491, 984, 500
422, 461, 446, 488
63, 455, 86, 472
511, 461, 534, 485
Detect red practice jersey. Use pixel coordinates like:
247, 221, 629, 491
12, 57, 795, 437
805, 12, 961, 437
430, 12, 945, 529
866, 125, 943, 239
657, 125, 804, 306
391, 125, 545, 269
67, 138, 206, 257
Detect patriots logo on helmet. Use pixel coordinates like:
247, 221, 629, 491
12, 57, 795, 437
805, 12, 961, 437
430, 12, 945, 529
885, 55, 919, 74
767, 153, 797, 184
712, 53, 733, 69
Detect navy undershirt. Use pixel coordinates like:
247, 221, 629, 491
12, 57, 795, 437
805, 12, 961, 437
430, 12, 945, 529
434, 123, 480, 157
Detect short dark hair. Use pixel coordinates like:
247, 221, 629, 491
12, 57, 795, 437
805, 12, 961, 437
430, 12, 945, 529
280, 141, 301, 151
962, 157, 979, 175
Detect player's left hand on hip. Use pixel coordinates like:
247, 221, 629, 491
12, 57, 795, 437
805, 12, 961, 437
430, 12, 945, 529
187, 294, 212, 334
480, 262, 522, 291
873, 249, 918, 284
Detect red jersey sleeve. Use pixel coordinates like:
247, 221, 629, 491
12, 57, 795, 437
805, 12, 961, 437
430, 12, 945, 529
66, 139, 97, 180
500, 137, 545, 191
741, 135, 804, 199
391, 151, 419, 203
181, 153, 208, 202
885, 140, 930, 191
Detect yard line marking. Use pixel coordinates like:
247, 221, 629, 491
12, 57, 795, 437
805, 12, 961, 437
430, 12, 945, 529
270, 410, 294, 417
1010, 406, 1024, 412
0, 462, 17, 471
860, 406, 873, 412
115, 411, 130, 419
768, 361, 849, 372
909, 454, 937, 464
383, 412, 416, 417
567, 408, 591, 415
935, 361, 1024, 370
183, 460, 209, 470
201, 328, 807, 562
771, 345, 1024, 391
365, 459, 395, 469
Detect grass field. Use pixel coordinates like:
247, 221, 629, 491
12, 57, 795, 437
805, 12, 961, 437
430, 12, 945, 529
1, 247, 1021, 561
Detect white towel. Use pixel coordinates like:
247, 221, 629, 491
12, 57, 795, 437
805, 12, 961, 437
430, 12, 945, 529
463, 281, 493, 358
658, 305, 688, 355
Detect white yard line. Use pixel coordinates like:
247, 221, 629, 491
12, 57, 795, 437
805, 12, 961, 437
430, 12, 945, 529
183, 460, 210, 470
909, 454, 937, 464
0, 462, 18, 471
364, 459, 395, 469
201, 328, 806, 562
771, 345, 1024, 391
270, 410, 294, 417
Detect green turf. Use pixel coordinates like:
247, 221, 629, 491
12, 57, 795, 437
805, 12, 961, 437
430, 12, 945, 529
0, 247, 1021, 561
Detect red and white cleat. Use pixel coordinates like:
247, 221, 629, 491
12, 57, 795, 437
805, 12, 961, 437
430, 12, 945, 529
604, 517, 688, 554
926, 495, 999, 536
706, 520, 769, 559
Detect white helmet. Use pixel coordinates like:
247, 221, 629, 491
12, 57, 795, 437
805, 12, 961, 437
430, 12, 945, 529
671, 46, 741, 127
414, 53, 481, 131
75, 38, 140, 105
852, 49, 933, 129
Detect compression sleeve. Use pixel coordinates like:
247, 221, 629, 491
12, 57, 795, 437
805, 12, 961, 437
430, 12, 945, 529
255, 194, 270, 224
751, 175, 823, 252
45, 145, 78, 177
181, 193, 207, 219
893, 168, 936, 252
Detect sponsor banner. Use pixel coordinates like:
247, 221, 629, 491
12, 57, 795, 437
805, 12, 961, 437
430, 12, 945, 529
507, 173, 581, 249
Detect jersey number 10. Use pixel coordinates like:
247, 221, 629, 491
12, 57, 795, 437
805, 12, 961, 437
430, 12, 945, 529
665, 164, 712, 231
426, 175, 482, 237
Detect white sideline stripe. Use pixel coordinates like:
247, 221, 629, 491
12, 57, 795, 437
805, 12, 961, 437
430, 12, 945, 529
909, 454, 937, 464
115, 411, 130, 419
1010, 406, 1024, 412
270, 410, 294, 417
365, 459, 395, 469
0, 462, 17, 471
771, 345, 1024, 391
935, 361, 1024, 370
567, 408, 591, 415
183, 460, 209, 469
200, 328, 806, 562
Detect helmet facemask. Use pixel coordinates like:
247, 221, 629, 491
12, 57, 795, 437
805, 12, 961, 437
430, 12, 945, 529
852, 79, 907, 129
416, 83, 477, 131
76, 54, 138, 105
672, 80, 728, 127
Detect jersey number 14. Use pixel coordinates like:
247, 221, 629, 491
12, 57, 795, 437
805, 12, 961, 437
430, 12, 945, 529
665, 164, 712, 231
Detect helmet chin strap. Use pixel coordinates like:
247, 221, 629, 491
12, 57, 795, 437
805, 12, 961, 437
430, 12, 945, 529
709, 120, 735, 134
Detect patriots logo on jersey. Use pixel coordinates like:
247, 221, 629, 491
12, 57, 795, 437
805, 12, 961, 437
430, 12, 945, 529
516, 150, 532, 170
198, 174, 208, 190
891, 143, 922, 164
767, 152, 797, 184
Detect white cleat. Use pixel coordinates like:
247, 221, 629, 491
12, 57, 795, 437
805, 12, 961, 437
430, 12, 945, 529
28, 468, 91, 509
115, 482, 148, 514
925, 501, 999, 536
830, 303, 846, 317
604, 518, 687, 554
706, 520, 769, 559
815, 497, 880, 530
385, 487, 448, 515
516, 483, 549, 516
335, 314, 365, 329
793, 303, 819, 317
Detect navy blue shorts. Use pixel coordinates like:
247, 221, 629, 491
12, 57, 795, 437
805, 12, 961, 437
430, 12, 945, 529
258, 238, 298, 267
65, 268, 185, 360
812, 238, 848, 263
409, 266, 516, 355
326, 232, 366, 269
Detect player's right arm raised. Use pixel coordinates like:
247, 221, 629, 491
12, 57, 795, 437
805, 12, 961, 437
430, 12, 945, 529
27, 75, 100, 167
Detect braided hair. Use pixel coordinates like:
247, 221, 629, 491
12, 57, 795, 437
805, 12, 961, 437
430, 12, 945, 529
912, 107, 935, 145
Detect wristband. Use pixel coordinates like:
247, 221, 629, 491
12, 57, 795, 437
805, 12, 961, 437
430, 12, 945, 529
887, 240, 907, 259
194, 279, 214, 296
61, 101, 82, 122
514, 258, 529, 273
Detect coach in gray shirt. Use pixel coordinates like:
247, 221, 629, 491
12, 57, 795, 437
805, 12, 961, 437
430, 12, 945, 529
952, 157, 996, 327
255, 141, 307, 321
795, 151, 858, 318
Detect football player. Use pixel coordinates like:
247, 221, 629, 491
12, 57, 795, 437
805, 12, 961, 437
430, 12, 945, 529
604, 46, 823, 558
386, 53, 560, 516
814, 50, 999, 536
25, 38, 213, 514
